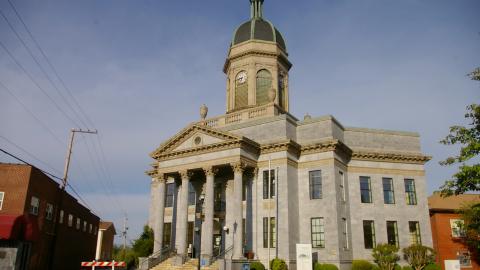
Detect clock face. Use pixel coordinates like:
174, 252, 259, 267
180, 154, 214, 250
237, 71, 247, 84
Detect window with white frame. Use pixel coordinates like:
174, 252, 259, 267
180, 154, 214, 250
59, 210, 64, 224
450, 219, 465, 238
89, 224, 93, 234
68, 214, 73, 227
83, 221, 87, 232
0, 192, 4, 210
342, 217, 349, 249
76, 218, 81, 230
457, 251, 471, 267
46, 203, 54, 220
30, 196, 39, 215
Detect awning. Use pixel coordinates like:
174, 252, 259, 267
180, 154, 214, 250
0, 215, 39, 241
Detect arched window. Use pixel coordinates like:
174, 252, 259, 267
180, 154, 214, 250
256, 69, 272, 105
235, 71, 248, 109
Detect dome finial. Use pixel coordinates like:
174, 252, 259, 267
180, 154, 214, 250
250, 0, 264, 19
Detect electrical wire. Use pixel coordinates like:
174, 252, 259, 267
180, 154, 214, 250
0, 7, 88, 129
6, 0, 96, 129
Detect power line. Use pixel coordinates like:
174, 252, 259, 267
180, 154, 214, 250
0, 147, 99, 216
0, 79, 65, 145
0, 7, 88, 129
6, 0, 96, 129
0, 39, 82, 128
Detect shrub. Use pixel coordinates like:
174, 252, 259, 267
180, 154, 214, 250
425, 264, 441, 270
372, 243, 400, 270
403, 245, 436, 270
314, 263, 339, 270
402, 266, 413, 270
352, 260, 375, 270
394, 264, 402, 270
270, 258, 288, 270
251, 261, 266, 270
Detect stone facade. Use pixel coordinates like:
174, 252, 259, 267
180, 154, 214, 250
146, 1, 433, 269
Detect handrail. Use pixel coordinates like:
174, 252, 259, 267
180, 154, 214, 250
211, 245, 233, 263
138, 246, 171, 269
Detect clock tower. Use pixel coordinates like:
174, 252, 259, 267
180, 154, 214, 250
224, 0, 292, 114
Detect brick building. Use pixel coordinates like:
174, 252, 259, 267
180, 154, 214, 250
0, 163, 100, 270
429, 193, 480, 270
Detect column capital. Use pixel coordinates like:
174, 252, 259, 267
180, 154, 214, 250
203, 167, 219, 177
179, 170, 193, 180
230, 162, 246, 173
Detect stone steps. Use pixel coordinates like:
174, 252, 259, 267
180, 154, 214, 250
150, 258, 219, 270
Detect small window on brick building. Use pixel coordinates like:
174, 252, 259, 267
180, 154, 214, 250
457, 251, 471, 267
0, 192, 4, 210
83, 221, 87, 232
94, 226, 97, 235
76, 218, 81, 230
450, 219, 465, 238
68, 214, 73, 227
89, 224, 93, 234
30, 196, 39, 215
59, 210, 64, 224
46, 203, 54, 220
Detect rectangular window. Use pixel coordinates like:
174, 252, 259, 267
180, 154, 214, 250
188, 182, 196, 206
89, 224, 93, 234
76, 218, 81, 230
163, 223, 172, 248
339, 171, 346, 202
0, 192, 4, 210
83, 221, 87, 232
68, 214, 73, 227
165, 183, 175, 207
360, 177, 372, 203
386, 221, 399, 247
263, 170, 275, 199
404, 179, 417, 205
30, 196, 39, 215
309, 170, 322, 199
450, 219, 465, 238
363, 220, 376, 249
311, 217, 325, 248
342, 218, 349, 249
46, 203, 54, 220
59, 210, 64, 224
383, 178, 395, 204
263, 217, 276, 248
457, 251, 471, 267
409, 221, 421, 245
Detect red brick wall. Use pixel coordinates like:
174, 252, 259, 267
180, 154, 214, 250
0, 164, 99, 270
430, 212, 479, 270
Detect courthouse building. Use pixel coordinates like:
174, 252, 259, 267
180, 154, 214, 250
147, 1, 433, 269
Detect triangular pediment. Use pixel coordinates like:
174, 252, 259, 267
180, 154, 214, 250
150, 124, 245, 158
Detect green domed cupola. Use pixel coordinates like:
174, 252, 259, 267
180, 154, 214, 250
232, 0, 287, 51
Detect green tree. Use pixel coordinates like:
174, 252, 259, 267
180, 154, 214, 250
458, 202, 480, 255
468, 67, 480, 81
372, 244, 400, 270
439, 103, 480, 195
402, 245, 436, 270
132, 225, 154, 257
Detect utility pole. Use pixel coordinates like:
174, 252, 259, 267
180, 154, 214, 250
62, 128, 98, 190
122, 215, 128, 258
48, 128, 98, 269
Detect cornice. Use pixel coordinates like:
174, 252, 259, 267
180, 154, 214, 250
351, 151, 431, 164
300, 139, 353, 157
260, 140, 301, 157
223, 49, 292, 73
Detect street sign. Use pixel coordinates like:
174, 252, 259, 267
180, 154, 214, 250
296, 244, 313, 270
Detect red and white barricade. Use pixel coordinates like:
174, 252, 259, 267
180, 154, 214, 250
81, 260, 126, 269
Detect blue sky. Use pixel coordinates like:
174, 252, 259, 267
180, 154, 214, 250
0, 0, 479, 243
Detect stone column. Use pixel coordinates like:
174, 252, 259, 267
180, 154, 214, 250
175, 170, 190, 264
153, 175, 166, 254
232, 162, 245, 259
201, 167, 217, 265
